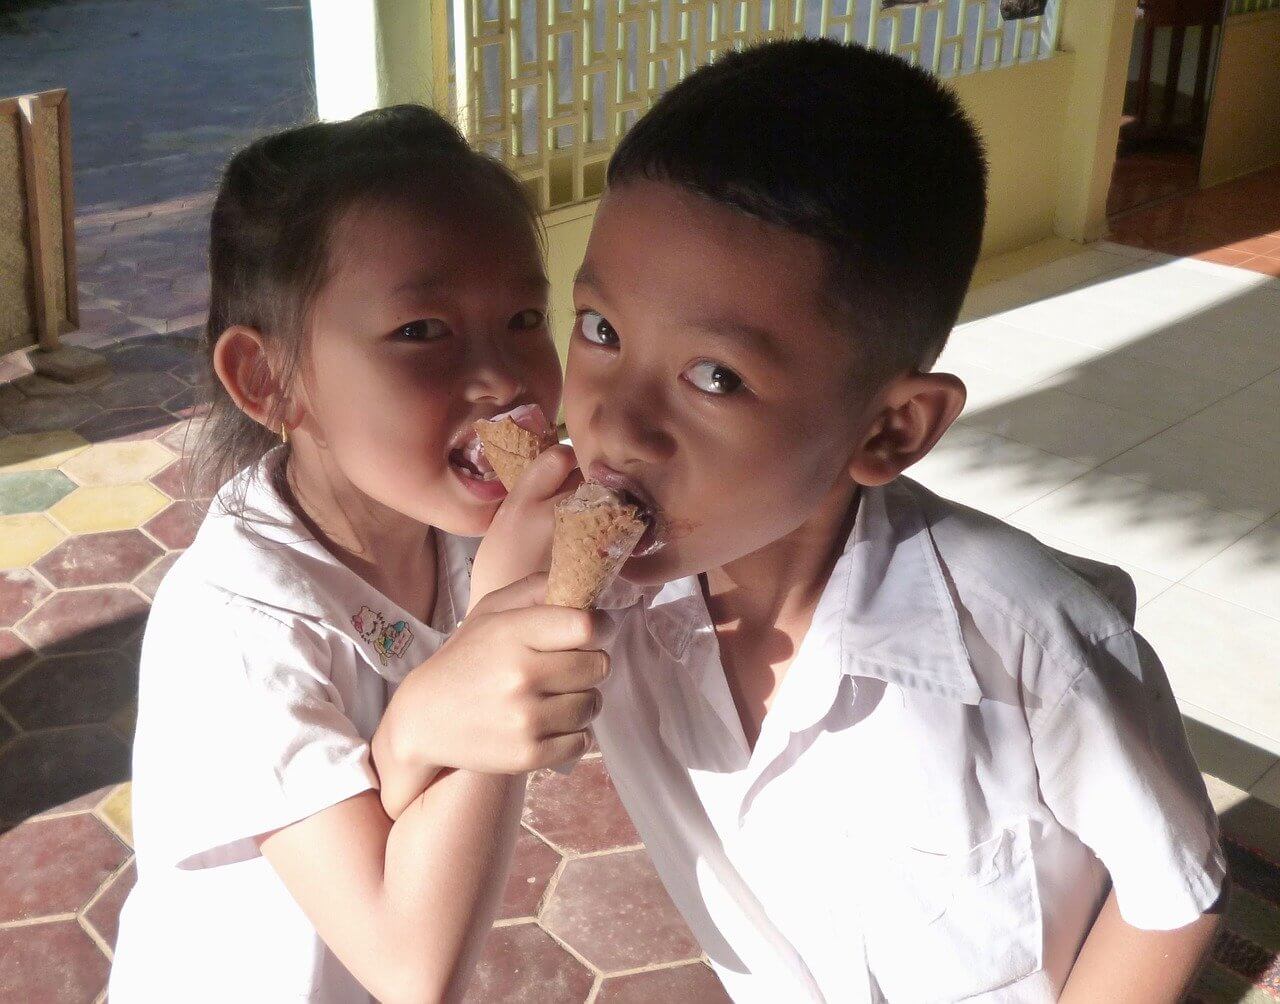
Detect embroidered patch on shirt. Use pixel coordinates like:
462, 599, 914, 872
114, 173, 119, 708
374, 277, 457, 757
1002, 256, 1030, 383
351, 605, 414, 666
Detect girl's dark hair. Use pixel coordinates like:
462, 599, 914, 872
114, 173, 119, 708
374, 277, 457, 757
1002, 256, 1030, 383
194, 104, 540, 501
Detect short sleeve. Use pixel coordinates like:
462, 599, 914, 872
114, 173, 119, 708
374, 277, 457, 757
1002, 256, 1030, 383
140, 595, 379, 870
1030, 629, 1226, 930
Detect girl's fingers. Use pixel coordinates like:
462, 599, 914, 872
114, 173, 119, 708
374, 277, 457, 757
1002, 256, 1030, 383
532, 730, 593, 769
509, 604, 612, 653
470, 572, 549, 616
537, 689, 604, 735
504, 444, 578, 507
535, 650, 611, 695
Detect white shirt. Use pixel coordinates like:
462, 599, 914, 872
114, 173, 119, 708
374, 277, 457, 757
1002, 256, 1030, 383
593, 476, 1225, 1003
110, 451, 475, 1003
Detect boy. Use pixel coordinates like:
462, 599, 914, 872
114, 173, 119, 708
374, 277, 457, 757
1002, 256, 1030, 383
562, 39, 1226, 1001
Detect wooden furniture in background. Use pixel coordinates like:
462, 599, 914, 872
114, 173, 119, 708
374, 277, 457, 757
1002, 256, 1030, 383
1, 88, 78, 357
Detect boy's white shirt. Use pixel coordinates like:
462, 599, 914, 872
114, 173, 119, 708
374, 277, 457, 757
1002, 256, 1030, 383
110, 450, 476, 1003
592, 476, 1226, 1004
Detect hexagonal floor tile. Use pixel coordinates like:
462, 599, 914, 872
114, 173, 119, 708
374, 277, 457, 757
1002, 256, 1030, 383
0, 649, 139, 730
0, 725, 131, 826
98, 783, 133, 847
60, 441, 174, 487
501, 827, 563, 921
0, 629, 34, 688
0, 431, 89, 473
49, 483, 170, 534
0, 569, 52, 627
0, 813, 130, 922
523, 759, 642, 855
84, 858, 136, 950
464, 923, 596, 1003
104, 335, 197, 375
0, 470, 77, 516
0, 393, 102, 435
0, 514, 65, 569
74, 407, 175, 444
542, 850, 701, 974
14, 586, 148, 653
133, 551, 180, 599
89, 371, 187, 411
0, 920, 111, 1001
595, 963, 729, 1003
157, 416, 206, 455
143, 499, 206, 549
33, 530, 165, 588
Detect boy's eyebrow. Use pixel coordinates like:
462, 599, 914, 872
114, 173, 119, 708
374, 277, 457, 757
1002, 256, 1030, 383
689, 316, 784, 360
393, 271, 549, 296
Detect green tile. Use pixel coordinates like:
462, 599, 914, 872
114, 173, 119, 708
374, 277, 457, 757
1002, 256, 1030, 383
0, 470, 77, 515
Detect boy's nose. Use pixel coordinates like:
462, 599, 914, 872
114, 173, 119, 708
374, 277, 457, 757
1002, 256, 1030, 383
463, 339, 524, 405
591, 383, 675, 466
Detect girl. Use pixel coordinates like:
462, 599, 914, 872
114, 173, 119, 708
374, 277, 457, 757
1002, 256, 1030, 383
110, 106, 607, 1003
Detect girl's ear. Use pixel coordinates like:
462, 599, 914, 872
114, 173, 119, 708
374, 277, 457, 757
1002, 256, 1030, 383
848, 371, 967, 487
212, 325, 290, 432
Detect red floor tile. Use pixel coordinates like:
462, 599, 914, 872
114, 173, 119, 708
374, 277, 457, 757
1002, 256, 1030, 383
500, 828, 563, 920
541, 850, 701, 974
595, 962, 730, 1003
0, 728, 131, 826
15, 586, 148, 654
0, 649, 138, 730
33, 531, 165, 589
464, 923, 596, 1004
1241, 255, 1280, 279
142, 499, 206, 549
523, 759, 642, 855
133, 552, 181, 600
83, 858, 136, 951
0, 628, 33, 685
0, 814, 129, 922
0, 920, 110, 1003
0, 569, 51, 628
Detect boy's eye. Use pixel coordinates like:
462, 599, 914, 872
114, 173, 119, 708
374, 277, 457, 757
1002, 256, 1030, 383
684, 360, 743, 396
578, 310, 619, 347
510, 309, 546, 331
395, 319, 449, 341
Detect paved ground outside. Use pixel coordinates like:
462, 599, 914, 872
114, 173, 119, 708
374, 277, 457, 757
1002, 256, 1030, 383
2, 3, 1279, 1002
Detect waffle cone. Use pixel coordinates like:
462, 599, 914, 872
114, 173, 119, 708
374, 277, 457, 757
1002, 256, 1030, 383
472, 417, 549, 491
546, 489, 647, 609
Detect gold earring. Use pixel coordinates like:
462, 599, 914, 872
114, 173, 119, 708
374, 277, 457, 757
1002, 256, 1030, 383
280, 422, 289, 445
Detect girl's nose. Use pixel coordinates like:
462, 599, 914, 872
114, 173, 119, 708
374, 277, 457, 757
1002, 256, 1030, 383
463, 337, 524, 405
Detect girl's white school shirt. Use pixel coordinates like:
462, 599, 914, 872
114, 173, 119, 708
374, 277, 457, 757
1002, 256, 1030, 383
109, 452, 476, 1003
592, 477, 1226, 1004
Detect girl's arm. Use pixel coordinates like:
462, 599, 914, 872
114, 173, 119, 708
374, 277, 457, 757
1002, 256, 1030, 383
1059, 887, 1226, 1004
260, 775, 522, 1004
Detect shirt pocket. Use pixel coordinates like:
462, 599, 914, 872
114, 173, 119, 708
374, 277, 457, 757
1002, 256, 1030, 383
864, 819, 1044, 1002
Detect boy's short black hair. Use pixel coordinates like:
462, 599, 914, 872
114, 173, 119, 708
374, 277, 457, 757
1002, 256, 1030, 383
608, 38, 987, 375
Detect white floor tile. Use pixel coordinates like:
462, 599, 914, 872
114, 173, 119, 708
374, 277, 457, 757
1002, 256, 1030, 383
1011, 469, 1259, 580
1138, 587, 1280, 752
1100, 422, 1280, 522
1184, 517, 1280, 622
1201, 773, 1252, 816
1252, 761, 1280, 809
1003, 248, 1150, 301
960, 388, 1168, 466
943, 319, 1102, 385
1176, 370, 1280, 455
1029, 357, 1238, 425
991, 287, 1159, 352
1181, 712, 1278, 791
909, 427, 1090, 519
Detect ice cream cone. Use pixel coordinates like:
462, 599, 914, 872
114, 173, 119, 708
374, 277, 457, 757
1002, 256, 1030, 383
546, 484, 648, 609
471, 417, 544, 490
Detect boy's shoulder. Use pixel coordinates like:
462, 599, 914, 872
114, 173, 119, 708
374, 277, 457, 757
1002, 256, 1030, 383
895, 476, 1138, 654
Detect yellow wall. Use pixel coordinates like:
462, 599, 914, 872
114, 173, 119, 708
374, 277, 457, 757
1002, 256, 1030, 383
1201, 10, 1280, 189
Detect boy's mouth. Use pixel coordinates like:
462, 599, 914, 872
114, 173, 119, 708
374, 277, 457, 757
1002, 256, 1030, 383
447, 427, 506, 500
587, 462, 666, 556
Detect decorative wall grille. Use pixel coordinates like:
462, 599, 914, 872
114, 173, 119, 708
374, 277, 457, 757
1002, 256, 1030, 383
447, 0, 1063, 210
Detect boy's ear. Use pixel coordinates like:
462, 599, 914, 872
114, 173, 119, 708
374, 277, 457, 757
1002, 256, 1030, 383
848, 372, 966, 487
212, 325, 295, 433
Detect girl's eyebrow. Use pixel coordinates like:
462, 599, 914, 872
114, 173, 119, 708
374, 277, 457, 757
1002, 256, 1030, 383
393, 271, 549, 297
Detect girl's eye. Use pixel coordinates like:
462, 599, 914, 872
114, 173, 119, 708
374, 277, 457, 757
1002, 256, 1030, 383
684, 360, 743, 396
578, 310, 619, 347
510, 309, 546, 332
395, 319, 450, 341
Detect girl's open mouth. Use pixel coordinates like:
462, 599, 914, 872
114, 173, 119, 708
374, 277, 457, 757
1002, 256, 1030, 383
448, 435, 508, 501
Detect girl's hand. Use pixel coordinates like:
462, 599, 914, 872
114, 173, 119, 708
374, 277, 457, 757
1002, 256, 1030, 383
373, 573, 608, 817
470, 445, 581, 609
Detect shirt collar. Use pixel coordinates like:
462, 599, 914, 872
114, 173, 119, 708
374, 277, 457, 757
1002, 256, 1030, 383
191, 450, 475, 683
